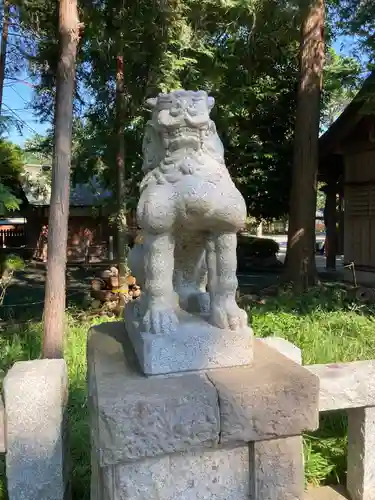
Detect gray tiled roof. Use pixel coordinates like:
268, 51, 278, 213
22, 165, 112, 207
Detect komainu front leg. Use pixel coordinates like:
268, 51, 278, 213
210, 232, 247, 330
142, 233, 178, 335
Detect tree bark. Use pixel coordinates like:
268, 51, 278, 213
115, 53, 128, 296
0, 0, 9, 113
284, 0, 325, 291
42, 0, 80, 358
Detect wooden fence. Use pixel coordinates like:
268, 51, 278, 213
0, 228, 27, 249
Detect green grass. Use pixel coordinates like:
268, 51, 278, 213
251, 284, 375, 488
251, 285, 375, 364
1, 284, 375, 496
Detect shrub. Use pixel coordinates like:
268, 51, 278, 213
0, 253, 25, 278
238, 235, 280, 258
248, 237, 279, 257
1, 254, 25, 272
0, 254, 25, 309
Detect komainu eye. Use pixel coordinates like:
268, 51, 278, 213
169, 102, 181, 116
188, 103, 198, 115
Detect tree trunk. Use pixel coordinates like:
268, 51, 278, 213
284, 0, 325, 291
0, 0, 9, 113
115, 53, 128, 297
42, 0, 80, 358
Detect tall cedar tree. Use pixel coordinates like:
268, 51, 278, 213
116, 53, 128, 298
0, 0, 9, 112
42, 0, 81, 358
284, 0, 325, 290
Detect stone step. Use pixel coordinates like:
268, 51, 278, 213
305, 486, 349, 499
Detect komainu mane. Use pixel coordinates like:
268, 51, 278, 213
128, 89, 247, 335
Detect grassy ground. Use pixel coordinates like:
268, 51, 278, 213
251, 284, 375, 487
1, 284, 375, 497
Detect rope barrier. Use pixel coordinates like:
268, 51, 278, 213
0, 289, 87, 308
0, 245, 106, 251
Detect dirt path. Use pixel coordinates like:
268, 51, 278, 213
1, 262, 281, 321
1, 264, 93, 321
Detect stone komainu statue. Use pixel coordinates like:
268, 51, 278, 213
128, 90, 247, 335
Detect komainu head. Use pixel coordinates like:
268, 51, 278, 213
142, 90, 224, 174
146, 90, 215, 131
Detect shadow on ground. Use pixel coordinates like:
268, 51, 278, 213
0, 264, 95, 322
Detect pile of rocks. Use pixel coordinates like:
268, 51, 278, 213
90, 266, 141, 316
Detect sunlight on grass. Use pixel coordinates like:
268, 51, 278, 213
251, 286, 375, 365
0, 285, 375, 496
250, 284, 375, 488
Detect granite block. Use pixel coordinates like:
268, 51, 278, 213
255, 337, 304, 500
347, 406, 375, 500
207, 339, 319, 443
87, 322, 220, 466
307, 361, 375, 412
255, 436, 304, 500
98, 446, 252, 500
259, 336, 302, 365
3, 359, 69, 500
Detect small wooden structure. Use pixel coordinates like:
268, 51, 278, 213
319, 71, 375, 283
21, 163, 113, 262
16, 163, 137, 263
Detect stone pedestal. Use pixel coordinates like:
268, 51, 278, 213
124, 301, 254, 375
4, 359, 70, 500
88, 322, 319, 500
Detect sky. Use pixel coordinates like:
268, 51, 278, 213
3, 71, 50, 146
2, 35, 363, 147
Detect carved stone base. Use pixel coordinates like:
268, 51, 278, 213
88, 322, 319, 500
124, 301, 253, 376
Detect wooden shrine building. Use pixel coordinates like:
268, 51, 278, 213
319, 71, 375, 284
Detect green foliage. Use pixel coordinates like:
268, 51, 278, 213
0, 184, 21, 214
321, 48, 363, 130
23, 0, 363, 222
238, 235, 280, 257
0, 140, 25, 215
0, 0, 54, 137
0, 140, 24, 182
24, 135, 53, 164
0, 254, 24, 275
0, 254, 25, 275
329, 0, 375, 61
250, 285, 375, 364
316, 183, 326, 211
0, 254, 25, 310
304, 413, 347, 487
